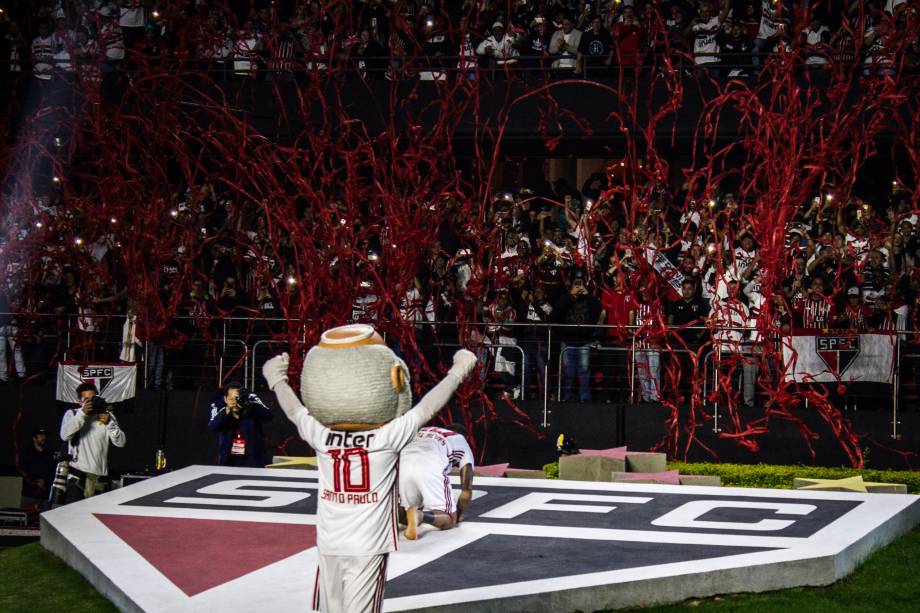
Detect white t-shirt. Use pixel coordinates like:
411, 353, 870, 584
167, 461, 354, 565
282, 373, 463, 555
60, 407, 127, 476
401, 427, 475, 476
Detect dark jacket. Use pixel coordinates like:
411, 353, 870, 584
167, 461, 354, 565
207, 392, 273, 467
552, 292, 603, 345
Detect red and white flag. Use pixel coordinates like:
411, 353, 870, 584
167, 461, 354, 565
782, 332, 895, 384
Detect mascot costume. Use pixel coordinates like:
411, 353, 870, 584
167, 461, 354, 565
262, 324, 477, 613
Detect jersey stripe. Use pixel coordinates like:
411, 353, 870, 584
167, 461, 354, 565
390, 468, 399, 550
312, 565, 320, 610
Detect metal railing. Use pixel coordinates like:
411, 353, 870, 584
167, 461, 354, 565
1, 51, 912, 82
0, 312, 906, 437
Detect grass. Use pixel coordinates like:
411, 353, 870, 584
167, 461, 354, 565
632, 526, 920, 612
0, 543, 117, 613
1, 527, 917, 612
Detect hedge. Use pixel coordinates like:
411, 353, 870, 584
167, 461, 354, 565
542, 460, 920, 493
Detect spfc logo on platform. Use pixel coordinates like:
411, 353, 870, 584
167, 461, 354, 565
816, 335, 860, 376
41, 466, 919, 613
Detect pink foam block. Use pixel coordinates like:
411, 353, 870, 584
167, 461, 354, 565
475, 463, 510, 477
577, 446, 628, 460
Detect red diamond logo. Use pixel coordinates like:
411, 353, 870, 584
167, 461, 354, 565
94, 514, 316, 596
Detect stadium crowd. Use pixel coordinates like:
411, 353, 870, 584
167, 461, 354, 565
1, 168, 916, 403
0, 1, 918, 80
1, 1, 918, 407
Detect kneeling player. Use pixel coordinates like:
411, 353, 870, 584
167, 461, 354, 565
398, 424, 474, 539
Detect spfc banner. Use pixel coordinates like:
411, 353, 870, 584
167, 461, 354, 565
56, 362, 137, 404
782, 332, 895, 384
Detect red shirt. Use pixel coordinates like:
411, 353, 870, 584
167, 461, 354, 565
601, 287, 637, 339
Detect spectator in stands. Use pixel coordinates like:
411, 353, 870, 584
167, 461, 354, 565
864, 16, 895, 76
598, 268, 634, 395
712, 280, 755, 408
521, 16, 551, 75
454, 15, 481, 79
232, 24, 262, 78
612, 5, 643, 71
99, 6, 125, 71
576, 15, 613, 76
837, 286, 871, 329
2, 20, 27, 73
216, 276, 245, 315
549, 16, 581, 74
74, 26, 102, 85
721, 22, 754, 77
665, 3, 690, 56
352, 27, 387, 80
689, 0, 729, 75
0, 288, 26, 384
119, 0, 148, 49
554, 275, 603, 401
476, 21, 520, 73
633, 289, 664, 403
753, 0, 784, 64
516, 285, 552, 398
794, 276, 832, 329
668, 278, 710, 347
31, 20, 55, 81
485, 289, 521, 397
265, 25, 303, 81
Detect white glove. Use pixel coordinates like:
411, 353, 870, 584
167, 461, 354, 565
263, 353, 290, 391
448, 349, 478, 380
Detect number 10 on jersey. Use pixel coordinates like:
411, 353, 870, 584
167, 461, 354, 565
328, 448, 371, 493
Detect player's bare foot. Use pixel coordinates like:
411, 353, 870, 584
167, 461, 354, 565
404, 507, 419, 540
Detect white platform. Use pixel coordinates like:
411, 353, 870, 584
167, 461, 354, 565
40, 465, 920, 612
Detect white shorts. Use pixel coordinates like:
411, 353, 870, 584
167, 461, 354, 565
398, 454, 454, 513
314, 553, 388, 613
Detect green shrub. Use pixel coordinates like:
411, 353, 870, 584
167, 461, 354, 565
667, 462, 920, 494
542, 460, 920, 493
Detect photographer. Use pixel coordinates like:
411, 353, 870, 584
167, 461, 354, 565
59, 383, 127, 503
208, 381, 272, 467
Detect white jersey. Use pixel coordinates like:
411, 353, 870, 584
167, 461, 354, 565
280, 373, 463, 556
402, 427, 474, 475
399, 427, 474, 513
60, 407, 127, 476
692, 17, 721, 64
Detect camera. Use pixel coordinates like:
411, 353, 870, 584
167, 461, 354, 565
85, 396, 108, 414
234, 389, 258, 413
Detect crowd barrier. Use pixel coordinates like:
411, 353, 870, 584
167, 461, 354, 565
0, 313, 907, 440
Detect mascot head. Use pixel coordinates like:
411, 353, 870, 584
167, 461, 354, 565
300, 324, 411, 430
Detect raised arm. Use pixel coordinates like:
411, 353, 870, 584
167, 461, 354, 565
262, 353, 308, 424
406, 350, 478, 429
